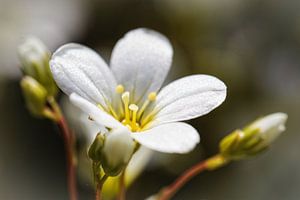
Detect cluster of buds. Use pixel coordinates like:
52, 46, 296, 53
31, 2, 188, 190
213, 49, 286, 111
88, 128, 135, 178
18, 37, 58, 118
219, 112, 287, 161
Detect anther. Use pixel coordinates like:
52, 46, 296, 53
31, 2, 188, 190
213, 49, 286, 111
137, 92, 157, 119
129, 104, 139, 112
121, 91, 130, 103
148, 92, 157, 101
116, 84, 125, 94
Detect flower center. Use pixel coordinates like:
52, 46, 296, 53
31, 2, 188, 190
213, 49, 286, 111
114, 84, 157, 132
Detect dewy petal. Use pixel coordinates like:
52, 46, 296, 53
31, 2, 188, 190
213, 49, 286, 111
110, 28, 173, 104
50, 43, 116, 109
132, 122, 200, 153
70, 93, 123, 129
150, 75, 227, 126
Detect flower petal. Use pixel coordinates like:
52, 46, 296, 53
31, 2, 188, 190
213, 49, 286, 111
70, 93, 123, 129
50, 43, 116, 109
150, 75, 226, 126
79, 115, 107, 144
110, 28, 173, 104
132, 122, 200, 154
125, 146, 153, 184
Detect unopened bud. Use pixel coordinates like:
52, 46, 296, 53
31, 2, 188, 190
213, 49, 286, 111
20, 76, 47, 117
220, 113, 288, 160
18, 37, 57, 96
88, 133, 105, 162
101, 128, 135, 176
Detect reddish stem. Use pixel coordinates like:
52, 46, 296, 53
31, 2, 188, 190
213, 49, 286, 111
95, 182, 102, 200
47, 97, 78, 200
117, 171, 126, 200
95, 175, 108, 200
57, 116, 78, 200
158, 160, 208, 200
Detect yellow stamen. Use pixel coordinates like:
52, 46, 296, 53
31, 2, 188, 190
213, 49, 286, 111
115, 84, 124, 94
141, 109, 157, 127
122, 91, 130, 123
108, 104, 119, 120
129, 104, 139, 130
109, 88, 157, 131
137, 100, 149, 119
97, 104, 104, 110
137, 92, 157, 119
148, 92, 157, 101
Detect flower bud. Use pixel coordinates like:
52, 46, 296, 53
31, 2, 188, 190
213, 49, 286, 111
88, 133, 105, 162
101, 128, 135, 176
20, 76, 48, 117
220, 113, 288, 160
18, 37, 57, 96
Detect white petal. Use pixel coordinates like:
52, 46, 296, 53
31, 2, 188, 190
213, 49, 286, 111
79, 114, 107, 144
150, 75, 226, 126
110, 28, 173, 104
70, 93, 123, 129
125, 147, 153, 184
50, 43, 116, 109
132, 122, 200, 154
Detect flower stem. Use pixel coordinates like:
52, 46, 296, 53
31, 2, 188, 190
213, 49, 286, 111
157, 154, 228, 200
96, 175, 108, 200
117, 170, 126, 200
48, 97, 78, 200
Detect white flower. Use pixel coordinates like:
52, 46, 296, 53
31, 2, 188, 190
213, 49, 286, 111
62, 96, 153, 197
50, 28, 227, 154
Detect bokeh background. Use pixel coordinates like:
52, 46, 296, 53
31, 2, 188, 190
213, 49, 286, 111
0, 0, 299, 199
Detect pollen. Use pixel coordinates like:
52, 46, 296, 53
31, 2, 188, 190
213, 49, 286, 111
116, 84, 125, 93
114, 86, 158, 131
148, 92, 157, 101
129, 104, 139, 112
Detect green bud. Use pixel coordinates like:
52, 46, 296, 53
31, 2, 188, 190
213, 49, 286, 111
20, 76, 48, 117
101, 128, 135, 176
88, 133, 105, 162
18, 37, 57, 96
220, 113, 288, 160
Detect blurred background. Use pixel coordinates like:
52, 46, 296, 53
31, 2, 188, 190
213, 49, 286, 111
0, 0, 299, 199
